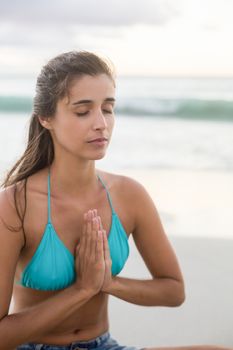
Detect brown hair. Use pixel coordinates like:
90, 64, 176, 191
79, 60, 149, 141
0, 50, 116, 246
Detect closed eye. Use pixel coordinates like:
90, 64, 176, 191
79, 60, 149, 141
75, 111, 89, 116
76, 110, 113, 117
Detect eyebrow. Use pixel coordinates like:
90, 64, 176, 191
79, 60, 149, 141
72, 98, 116, 105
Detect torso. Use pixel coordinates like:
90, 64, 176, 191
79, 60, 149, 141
11, 167, 135, 345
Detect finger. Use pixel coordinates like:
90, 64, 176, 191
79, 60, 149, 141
90, 209, 95, 220
75, 243, 80, 257
81, 210, 91, 254
97, 216, 103, 230
79, 213, 87, 248
92, 216, 99, 234
91, 211, 96, 231
86, 211, 92, 234
79, 211, 90, 255
95, 230, 103, 262
95, 215, 100, 231
78, 235, 85, 258
102, 230, 111, 260
82, 212, 87, 236
75, 243, 83, 271
85, 210, 93, 252
90, 217, 98, 257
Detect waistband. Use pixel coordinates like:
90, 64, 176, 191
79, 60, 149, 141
25, 331, 111, 349
70, 331, 110, 349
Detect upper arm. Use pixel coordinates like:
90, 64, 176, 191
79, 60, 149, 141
123, 176, 184, 284
0, 186, 25, 320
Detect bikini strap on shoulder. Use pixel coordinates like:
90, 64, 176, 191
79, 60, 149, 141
97, 174, 115, 214
47, 167, 52, 223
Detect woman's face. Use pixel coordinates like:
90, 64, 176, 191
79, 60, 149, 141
46, 74, 116, 161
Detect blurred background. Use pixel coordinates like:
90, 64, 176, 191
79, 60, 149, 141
0, 0, 233, 347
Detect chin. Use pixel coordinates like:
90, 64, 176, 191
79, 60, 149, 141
94, 153, 106, 160
89, 150, 107, 160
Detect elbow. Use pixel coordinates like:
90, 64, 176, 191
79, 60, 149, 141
168, 280, 186, 307
174, 289, 185, 307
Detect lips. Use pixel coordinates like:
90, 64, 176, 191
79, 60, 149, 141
88, 137, 108, 142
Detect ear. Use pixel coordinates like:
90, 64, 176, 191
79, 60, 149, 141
38, 116, 53, 130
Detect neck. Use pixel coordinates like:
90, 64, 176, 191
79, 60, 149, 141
48, 159, 99, 198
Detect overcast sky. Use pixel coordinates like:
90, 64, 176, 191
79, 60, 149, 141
0, 0, 232, 77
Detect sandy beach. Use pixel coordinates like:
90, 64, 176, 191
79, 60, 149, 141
107, 169, 233, 348
109, 235, 233, 348
118, 169, 233, 239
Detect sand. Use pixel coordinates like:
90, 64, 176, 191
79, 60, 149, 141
118, 169, 233, 239
109, 236, 233, 348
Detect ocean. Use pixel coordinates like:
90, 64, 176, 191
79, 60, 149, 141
0, 76, 233, 173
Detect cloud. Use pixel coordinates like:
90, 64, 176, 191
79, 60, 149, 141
2, 0, 232, 77
0, 0, 181, 50
0, 0, 179, 27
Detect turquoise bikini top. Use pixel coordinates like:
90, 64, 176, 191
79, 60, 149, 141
18, 170, 129, 291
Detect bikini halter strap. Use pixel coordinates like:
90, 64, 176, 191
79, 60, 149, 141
47, 168, 115, 223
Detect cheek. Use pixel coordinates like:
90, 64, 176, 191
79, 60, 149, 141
51, 117, 84, 147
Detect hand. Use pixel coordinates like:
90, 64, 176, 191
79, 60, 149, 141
101, 228, 114, 292
95, 215, 113, 293
75, 209, 105, 295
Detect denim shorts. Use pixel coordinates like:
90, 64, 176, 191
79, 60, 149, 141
17, 331, 142, 350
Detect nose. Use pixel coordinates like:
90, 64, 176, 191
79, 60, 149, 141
93, 110, 107, 131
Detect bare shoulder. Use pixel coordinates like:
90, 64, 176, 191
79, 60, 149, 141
0, 182, 26, 320
97, 169, 147, 198
96, 169, 151, 224
24, 168, 47, 193
0, 181, 26, 246
96, 169, 144, 188
0, 180, 25, 219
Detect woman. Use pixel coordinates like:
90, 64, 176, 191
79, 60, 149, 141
0, 51, 229, 350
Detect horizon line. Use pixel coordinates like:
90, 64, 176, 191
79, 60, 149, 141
0, 72, 233, 80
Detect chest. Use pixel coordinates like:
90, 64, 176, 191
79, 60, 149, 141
18, 186, 133, 268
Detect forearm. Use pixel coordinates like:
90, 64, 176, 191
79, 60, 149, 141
103, 276, 185, 307
0, 285, 93, 349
